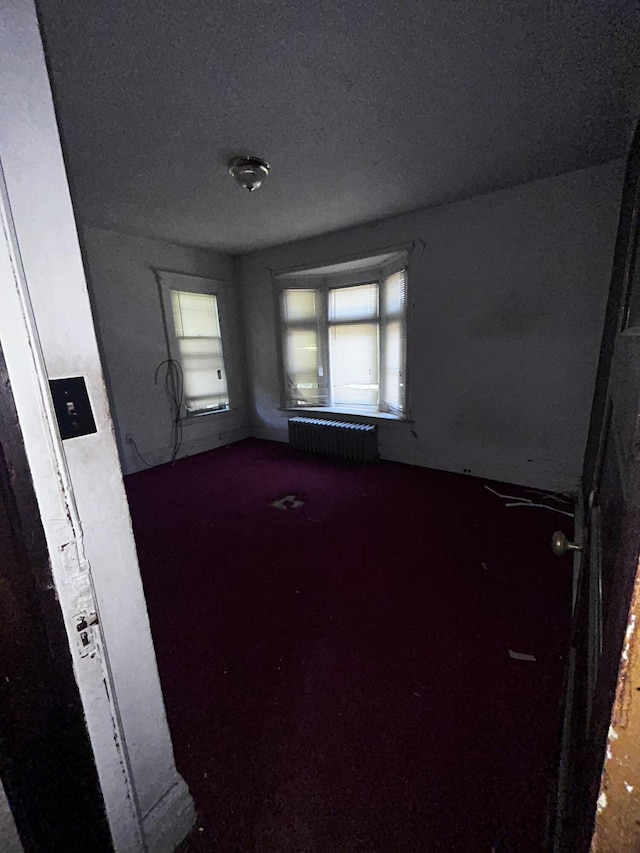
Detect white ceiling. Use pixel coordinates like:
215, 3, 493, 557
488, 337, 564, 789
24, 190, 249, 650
38, 0, 640, 254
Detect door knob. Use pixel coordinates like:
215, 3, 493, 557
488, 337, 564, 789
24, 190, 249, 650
551, 530, 583, 556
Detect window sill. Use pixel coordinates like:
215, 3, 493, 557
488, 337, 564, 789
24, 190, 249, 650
181, 407, 235, 425
278, 406, 411, 423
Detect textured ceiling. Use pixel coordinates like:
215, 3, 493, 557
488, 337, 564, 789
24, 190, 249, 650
38, 0, 640, 254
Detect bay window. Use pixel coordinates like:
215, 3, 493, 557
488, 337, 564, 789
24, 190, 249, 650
278, 254, 408, 417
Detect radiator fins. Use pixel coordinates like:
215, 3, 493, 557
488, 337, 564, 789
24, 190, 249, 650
288, 417, 378, 463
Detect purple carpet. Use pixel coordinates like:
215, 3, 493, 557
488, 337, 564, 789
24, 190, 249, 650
125, 438, 572, 852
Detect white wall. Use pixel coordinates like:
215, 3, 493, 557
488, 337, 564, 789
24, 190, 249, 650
241, 161, 624, 492
82, 227, 249, 474
0, 1, 193, 849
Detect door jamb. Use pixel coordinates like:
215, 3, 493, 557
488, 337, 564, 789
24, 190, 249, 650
0, 160, 145, 850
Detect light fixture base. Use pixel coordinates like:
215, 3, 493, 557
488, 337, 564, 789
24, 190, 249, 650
228, 156, 270, 192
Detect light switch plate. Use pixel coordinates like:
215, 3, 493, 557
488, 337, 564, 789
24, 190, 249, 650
49, 376, 97, 440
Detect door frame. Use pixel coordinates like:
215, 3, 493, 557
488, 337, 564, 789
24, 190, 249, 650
0, 2, 195, 846
0, 160, 145, 849
0, 337, 113, 851
551, 119, 640, 851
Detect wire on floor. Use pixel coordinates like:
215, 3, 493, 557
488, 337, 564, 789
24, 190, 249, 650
484, 485, 574, 517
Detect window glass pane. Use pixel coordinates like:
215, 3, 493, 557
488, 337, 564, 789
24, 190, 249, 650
170, 290, 229, 414
284, 328, 323, 405
383, 270, 406, 317
329, 283, 378, 322
282, 289, 319, 323
182, 344, 229, 414
285, 328, 318, 374
171, 290, 221, 338
384, 321, 403, 409
329, 323, 378, 408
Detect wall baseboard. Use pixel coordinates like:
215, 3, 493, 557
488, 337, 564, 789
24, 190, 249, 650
142, 776, 196, 853
250, 426, 285, 443
123, 425, 251, 475
379, 443, 579, 494
248, 425, 579, 493
123, 419, 579, 494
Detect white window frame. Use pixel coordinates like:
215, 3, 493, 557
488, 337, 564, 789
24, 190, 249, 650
156, 269, 232, 419
274, 250, 410, 420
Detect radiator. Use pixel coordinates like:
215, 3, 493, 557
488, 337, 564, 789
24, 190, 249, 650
288, 417, 378, 462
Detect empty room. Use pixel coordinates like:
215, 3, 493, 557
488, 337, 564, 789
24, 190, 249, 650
3, 0, 640, 850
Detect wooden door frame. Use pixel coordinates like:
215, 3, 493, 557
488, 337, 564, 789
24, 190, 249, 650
0, 339, 112, 851
0, 156, 145, 849
0, 3, 194, 848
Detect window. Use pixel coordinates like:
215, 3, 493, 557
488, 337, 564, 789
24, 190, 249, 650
157, 271, 230, 417
278, 255, 408, 417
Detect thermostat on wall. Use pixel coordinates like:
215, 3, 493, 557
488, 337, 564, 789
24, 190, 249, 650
49, 376, 97, 440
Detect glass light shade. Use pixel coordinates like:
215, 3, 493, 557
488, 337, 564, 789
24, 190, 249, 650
228, 156, 270, 192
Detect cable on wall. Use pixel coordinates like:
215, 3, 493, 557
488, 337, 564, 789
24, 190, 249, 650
155, 358, 184, 462
127, 435, 154, 468
127, 358, 184, 468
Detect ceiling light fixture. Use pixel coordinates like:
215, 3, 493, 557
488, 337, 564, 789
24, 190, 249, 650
228, 156, 270, 192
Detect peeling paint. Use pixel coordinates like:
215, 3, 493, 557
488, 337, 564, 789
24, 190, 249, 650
622, 614, 637, 665
592, 560, 640, 851
597, 790, 608, 813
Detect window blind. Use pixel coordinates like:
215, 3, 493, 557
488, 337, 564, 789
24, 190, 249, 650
170, 290, 229, 415
281, 289, 326, 406
328, 283, 379, 409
